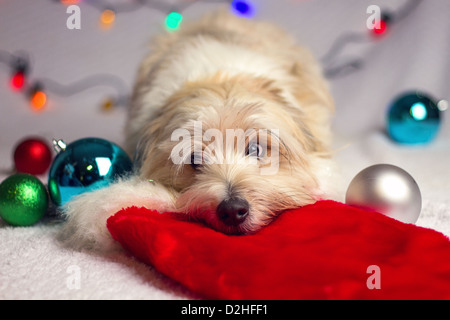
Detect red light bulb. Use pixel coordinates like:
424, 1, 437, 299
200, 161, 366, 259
372, 20, 388, 36
10, 72, 26, 91
10, 56, 29, 91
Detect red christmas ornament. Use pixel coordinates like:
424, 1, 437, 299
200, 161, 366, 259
14, 137, 53, 175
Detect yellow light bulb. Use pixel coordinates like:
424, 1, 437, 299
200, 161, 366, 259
101, 98, 115, 112
100, 9, 115, 30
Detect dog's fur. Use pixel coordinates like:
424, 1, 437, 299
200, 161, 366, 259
60, 10, 340, 251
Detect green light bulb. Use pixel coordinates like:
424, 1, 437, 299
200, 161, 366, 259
166, 12, 182, 31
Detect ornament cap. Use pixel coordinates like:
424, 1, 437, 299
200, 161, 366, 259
437, 99, 448, 112
52, 139, 67, 153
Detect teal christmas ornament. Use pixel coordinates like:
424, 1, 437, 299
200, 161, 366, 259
387, 91, 442, 144
48, 137, 133, 206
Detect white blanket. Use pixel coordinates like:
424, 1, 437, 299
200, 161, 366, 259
0, 0, 449, 299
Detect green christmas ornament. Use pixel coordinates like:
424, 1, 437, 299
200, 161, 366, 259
0, 173, 49, 226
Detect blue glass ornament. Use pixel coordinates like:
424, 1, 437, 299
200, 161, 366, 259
48, 137, 133, 206
387, 91, 441, 144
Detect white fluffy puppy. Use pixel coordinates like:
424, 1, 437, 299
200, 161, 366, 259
60, 10, 339, 251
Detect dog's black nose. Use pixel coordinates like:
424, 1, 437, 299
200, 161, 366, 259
217, 198, 249, 226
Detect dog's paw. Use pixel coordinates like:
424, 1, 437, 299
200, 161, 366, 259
58, 176, 176, 252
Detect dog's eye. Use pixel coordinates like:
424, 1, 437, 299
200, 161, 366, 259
246, 143, 265, 158
190, 153, 202, 170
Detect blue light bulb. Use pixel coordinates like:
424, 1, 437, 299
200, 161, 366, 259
231, 0, 254, 17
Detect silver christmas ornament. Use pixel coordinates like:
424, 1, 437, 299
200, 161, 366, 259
345, 164, 422, 224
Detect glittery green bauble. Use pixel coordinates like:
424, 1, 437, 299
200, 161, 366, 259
0, 174, 49, 226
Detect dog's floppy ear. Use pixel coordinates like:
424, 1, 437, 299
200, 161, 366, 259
251, 77, 328, 156
288, 52, 334, 156
289, 57, 334, 114
240, 77, 288, 106
133, 134, 150, 170
257, 79, 285, 101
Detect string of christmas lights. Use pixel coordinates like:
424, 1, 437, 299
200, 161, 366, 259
1, 0, 253, 112
54, 0, 254, 30
0, 0, 424, 112
0, 48, 129, 111
322, 0, 423, 78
